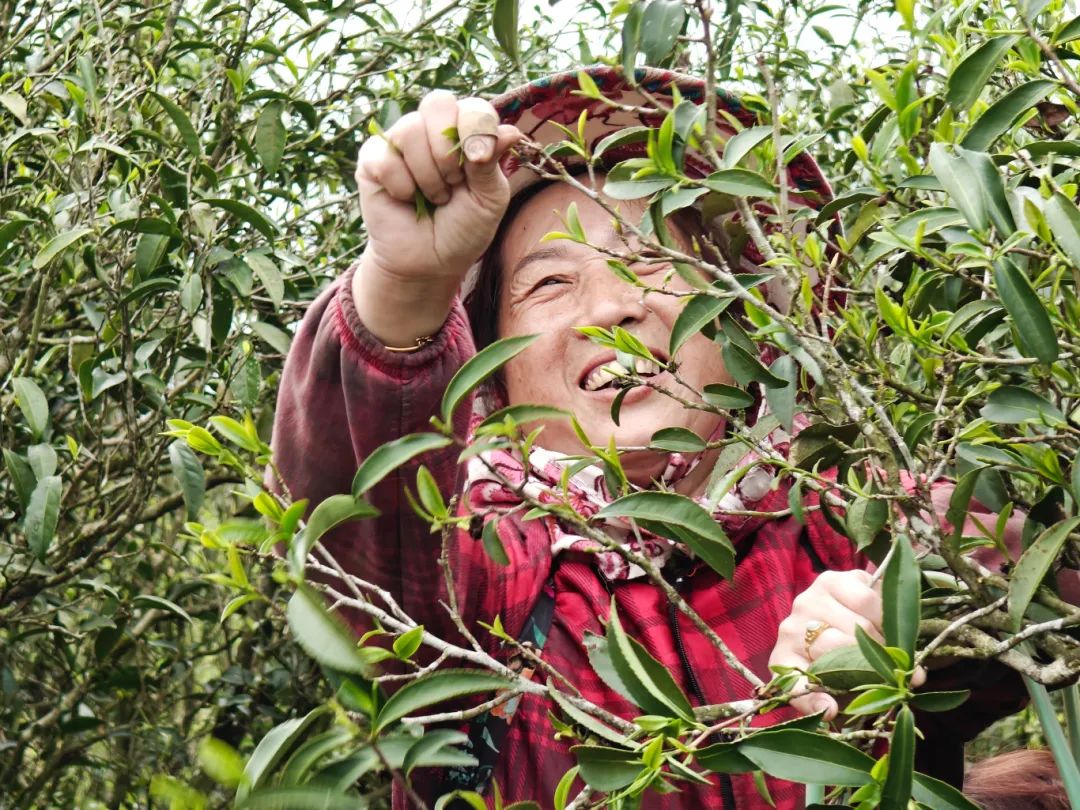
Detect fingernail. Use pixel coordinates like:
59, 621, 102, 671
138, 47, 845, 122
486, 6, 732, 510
810, 695, 834, 718
464, 134, 495, 162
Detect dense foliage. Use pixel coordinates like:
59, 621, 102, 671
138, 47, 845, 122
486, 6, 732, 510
2, 0, 1080, 807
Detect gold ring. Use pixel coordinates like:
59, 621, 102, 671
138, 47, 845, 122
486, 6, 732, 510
803, 619, 831, 659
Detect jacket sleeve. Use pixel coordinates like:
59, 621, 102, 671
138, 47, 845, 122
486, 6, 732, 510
269, 264, 477, 640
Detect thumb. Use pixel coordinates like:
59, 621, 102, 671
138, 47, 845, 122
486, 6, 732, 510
462, 125, 521, 202
791, 691, 838, 721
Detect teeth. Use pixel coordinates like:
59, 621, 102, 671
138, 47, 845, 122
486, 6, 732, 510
582, 358, 663, 391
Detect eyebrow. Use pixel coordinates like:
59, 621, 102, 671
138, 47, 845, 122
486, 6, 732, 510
511, 245, 571, 278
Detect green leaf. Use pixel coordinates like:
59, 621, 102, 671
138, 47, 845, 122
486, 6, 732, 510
255, 101, 286, 175
702, 383, 755, 410
703, 168, 777, 197
571, 744, 643, 791
881, 706, 914, 809
960, 147, 1015, 237
209, 415, 261, 452
1044, 191, 1080, 269
554, 766, 580, 810
603, 163, 674, 199
911, 772, 981, 810
882, 536, 920, 660
25, 475, 61, 562
198, 737, 245, 788
961, 80, 1057, 151
722, 342, 789, 389
669, 292, 735, 356
403, 729, 471, 777
492, 0, 520, 63
854, 625, 897, 682
246, 252, 284, 310
1008, 517, 1080, 631
251, 321, 292, 354
764, 356, 797, 431
241, 708, 328, 795
375, 669, 514, 732
0, 218, 33, 254
238, 788, 360, 810
287, 585, 374, 676
992, 259, 1058, 364
945, 35, 1018, 111
605, 601, 694, 721
441, 334, 538, 423
278, 727, 353, 786
583, 631, 640, 707
910, 690, 971, 712
481, 517, 510, 566
393, 625, 425, 660
0, 91, 28, 124
722, 126, 773, 169
4, 449, 35, 511
980, 386, 1065, 425
847, 493, 888, 550
167, 440, 203, 522
593, 126, 651, 161
808, 644, 884, 690
844, 686, 905, 717
152, 92, 201, 157
621, 1, 643, 77
12, 377, 49, 439
132, 594, 194, 623
639, 0, 686, 64
33, 227, 93, 270
548, 688, 626, 745
945, 468, 981, 550
649, 427, 706, 453
1058, 13, 1080, 43
352, 433, 453, 496
204, 198, 277, 240
738, 729, 874, 786
296, 494, 379, 566
597, 491, 735, 579
695, 741, 759, 773
434, 792, 487, 810
928, 144, 986, 233
789, 421, 860, 471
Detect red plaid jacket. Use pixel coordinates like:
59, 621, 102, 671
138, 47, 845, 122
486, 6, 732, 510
272, 267, 1023, 809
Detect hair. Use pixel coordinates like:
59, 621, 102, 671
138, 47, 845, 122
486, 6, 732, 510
964, 749, 1069, 810
463, 168, 728, 353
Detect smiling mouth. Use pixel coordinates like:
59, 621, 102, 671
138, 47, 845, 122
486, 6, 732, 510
580, 357, 666, 392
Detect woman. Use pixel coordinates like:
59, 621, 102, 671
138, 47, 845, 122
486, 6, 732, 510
272, 68, 1020, 808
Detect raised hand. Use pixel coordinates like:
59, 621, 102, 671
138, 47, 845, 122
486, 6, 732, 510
353, 91, 522, 348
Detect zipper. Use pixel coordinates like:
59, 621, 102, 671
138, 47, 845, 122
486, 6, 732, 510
666, 570, 736, 810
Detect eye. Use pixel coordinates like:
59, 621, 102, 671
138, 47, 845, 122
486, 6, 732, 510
532, 275, 568, 291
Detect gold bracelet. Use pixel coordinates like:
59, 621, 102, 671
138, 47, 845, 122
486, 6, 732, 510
383, 334, 435, 353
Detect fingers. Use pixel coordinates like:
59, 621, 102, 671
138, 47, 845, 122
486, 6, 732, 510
356, 134, 416, 202
419, 90, 465, 186
389, 111, 451, 205
457, 96, 500, 162
357, 92, 523, 208
789, 682, 838, 721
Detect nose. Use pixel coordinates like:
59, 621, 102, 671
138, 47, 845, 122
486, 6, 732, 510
575, 262, 650, 334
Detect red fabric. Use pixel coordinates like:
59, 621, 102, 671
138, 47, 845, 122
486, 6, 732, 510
271, 267, 1014, 809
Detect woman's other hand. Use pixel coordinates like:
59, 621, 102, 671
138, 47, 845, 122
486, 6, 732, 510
768, 569, 926, 720
353, 92, 522, 348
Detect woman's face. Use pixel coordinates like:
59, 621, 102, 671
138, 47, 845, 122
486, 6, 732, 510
496, 179, 733, 485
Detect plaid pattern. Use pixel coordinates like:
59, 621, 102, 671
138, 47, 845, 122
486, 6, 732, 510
273, 268, 845, 808
272, 269, 1026, 808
